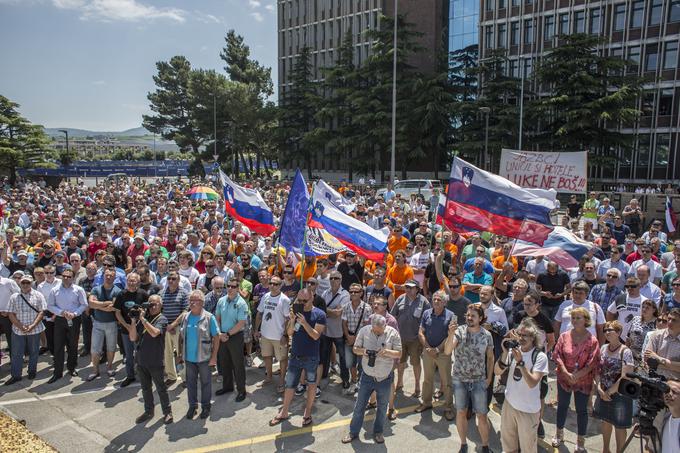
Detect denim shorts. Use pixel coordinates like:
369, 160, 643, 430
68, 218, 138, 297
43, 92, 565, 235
91, 320, 118, 354
452, 378, 489, 414
285, 355, 319, 389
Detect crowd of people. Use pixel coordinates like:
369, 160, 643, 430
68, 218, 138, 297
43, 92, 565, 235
1, 176, 680, 452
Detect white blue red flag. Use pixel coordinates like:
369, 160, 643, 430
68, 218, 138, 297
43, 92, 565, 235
666, 196, 677, 233
219, 170, 276, 236
510, 226, 591, 269
442, 157, 556, 244
308, 191, 387, 261
314, 180, 355, 213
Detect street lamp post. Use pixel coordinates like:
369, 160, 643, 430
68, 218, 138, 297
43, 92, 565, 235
153, 133, 157, 179
58, 129, 70, 180
390, 0, 398, 184
478, 107, 490, 170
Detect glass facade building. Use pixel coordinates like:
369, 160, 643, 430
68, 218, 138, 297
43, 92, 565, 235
449, 0, 479, 53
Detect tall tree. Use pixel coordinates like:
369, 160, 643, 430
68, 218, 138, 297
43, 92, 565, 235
143, 56, 204, 156
529, 34, 643, 163
0, 95, 54, 184
220, 30, 274, 98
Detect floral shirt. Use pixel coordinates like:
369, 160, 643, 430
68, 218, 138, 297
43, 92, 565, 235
451, 325, 493, 382
599, 344, 634, 390
553, 330, 600, 394
626, 316, 656, 362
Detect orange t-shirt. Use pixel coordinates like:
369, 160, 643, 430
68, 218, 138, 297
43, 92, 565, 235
492, 255, 519, 272
295, 261, 317, 281
388, 236, 409, 256
386, 264, 414, 298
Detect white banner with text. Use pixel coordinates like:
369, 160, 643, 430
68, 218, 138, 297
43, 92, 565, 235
499, 149, 587, 193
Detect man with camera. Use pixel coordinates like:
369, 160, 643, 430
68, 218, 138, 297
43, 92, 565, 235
269, 289, 326, 427
644, 308, 680, 381
341, 314, 402, 444
662, 379, 680, 452
114, 273, 150, 387
495, 318, 549, 452
127, 294, 173, 425
46, 268, 88, 384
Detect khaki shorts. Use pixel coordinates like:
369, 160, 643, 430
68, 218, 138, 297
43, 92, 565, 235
400, 338, 423, 366
260, 337, 287, 361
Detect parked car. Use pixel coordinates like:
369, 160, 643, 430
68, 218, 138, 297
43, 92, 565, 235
376, 179, 443, 204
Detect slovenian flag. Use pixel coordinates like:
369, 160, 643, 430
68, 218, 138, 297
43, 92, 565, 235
314, 180, 355, 214
667, 196, 677, 233
511, 226, 591, 269
308, 191, 388, 262
219, 170, 276, 236
442, 157, 556, 245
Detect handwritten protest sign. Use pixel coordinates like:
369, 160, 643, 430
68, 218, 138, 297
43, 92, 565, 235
499, 149, 587, 193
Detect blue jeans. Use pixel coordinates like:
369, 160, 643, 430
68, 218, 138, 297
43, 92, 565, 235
121, 332, 136, 379
452, 378, 489, 414
185, 361, 212, 409
11, 333, 40, 379
321, 336, 349, 384
556, 385, 589, 435
349, 372, 393, 436
285, 356, 319, 389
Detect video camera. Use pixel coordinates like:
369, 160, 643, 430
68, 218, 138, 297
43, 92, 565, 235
618, 365, 670, 434
124, 301, 151, 319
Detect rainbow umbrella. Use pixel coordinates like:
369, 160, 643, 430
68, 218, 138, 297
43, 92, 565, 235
186, 186, 219, 201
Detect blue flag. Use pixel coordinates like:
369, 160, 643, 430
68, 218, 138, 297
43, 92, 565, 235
279, 169, 310, 254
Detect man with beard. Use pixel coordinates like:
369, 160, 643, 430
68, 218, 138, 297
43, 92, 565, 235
114, 273, 150, 387
254, 276, 290, 392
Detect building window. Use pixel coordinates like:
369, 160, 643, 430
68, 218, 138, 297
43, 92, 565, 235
509, 59, 519, 78
671, 0, 680, 22
512, 0, 519, 6
544, 16, 555, 40
485, 25, 495, 49
524, 19, 534, 44
636, 135, 650, 179
559, 13, 569, 35
574, 11, 585, 33
498, 23, 507, 48
646, 48, 659, 72
499, 0, 506, 9
641, 90, 655, 116
630, 1, 644, 28
614, 4, 626, 31
658, 89, 674, 115
627, 46, 641, 73
665, 42, 679, 69
649, 0, 663, 25
655, 134, 670, 175
511, 21, 519, 45
523, 58, 533, 77
486, 0, 494, 12
589, 9, 601, 34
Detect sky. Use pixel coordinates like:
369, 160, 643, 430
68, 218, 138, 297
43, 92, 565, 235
0, 0, 278, 131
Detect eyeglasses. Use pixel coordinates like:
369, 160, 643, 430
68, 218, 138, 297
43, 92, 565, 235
227, 284, 239, 288
329, 277, 341, 280
349, 290, 362, 294
625, 285, 639, 289
603, 329, 616, 333
270, 282, 282, 286
167, 277, 178, 281
45, 272, 55, 275
606, 274, 618, 278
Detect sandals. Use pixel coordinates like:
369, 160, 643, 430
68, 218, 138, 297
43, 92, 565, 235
268, 415, 290, 426
366, 401, 377, 410
86, 373, 99, 382
302, 416, 313, 427
414, 404, 433, 413
387, 408, 397, 420
412, 390, 421, 398
551, 432, 564, 448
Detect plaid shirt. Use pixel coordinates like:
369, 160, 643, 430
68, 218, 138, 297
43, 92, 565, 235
342, 300, 372, 336
588, 283, 622, 312
8, 290, 47, 336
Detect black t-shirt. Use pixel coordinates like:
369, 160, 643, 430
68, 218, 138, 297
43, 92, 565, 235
139, 282, 161, 296
424, 261, 452, 296
338, 261, 364, 290
313, 295, 327, 313
135, 313, 167, 368
513, 310, 554, 337
447, 295, 472, 324
242, 266, 260, 287
8, 260, 34, 275
567, 201, 581, 218
113, 289, 150, 325
536, 272, 571, 307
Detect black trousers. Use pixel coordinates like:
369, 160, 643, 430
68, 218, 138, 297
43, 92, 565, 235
80, 312, 92, 353
137, 364, 171, 415
44, 320, 55, 355
218, 331, 246, 393
0, 315, 12, 351
52, 316, 81, 377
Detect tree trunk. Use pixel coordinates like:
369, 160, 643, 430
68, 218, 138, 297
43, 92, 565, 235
433, 145, 440, 180
256, 150, 262, 178
347, 146, 353, 183
239, 150, 250, 179
247, 152, 255, 176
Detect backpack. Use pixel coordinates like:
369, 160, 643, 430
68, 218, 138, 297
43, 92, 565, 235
493, 348, 548, 406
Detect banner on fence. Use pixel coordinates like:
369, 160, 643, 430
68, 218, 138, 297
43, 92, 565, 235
499, 149, 587, 193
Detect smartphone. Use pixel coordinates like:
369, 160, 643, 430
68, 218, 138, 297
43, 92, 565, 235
293, 304, 304, 315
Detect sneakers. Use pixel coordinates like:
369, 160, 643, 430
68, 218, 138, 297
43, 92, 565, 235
120, 377, 136, 387
246, 355, 254, 367
331, 363, 341, 376
135, 412, 154, 424
295, 384, 306, 396
344, 383, 357, 395
315, 387, 321, 399
537, 421, 545, 438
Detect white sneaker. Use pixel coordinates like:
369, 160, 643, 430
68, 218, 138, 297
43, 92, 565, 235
216, 376, 223, 383
344, 383, 356, 395
330, 363, 341, 375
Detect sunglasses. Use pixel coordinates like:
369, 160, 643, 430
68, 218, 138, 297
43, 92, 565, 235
625, 285, 639, 289
270, 282, 282, 286
329, 277, 341, 280
167, 277, 178, 281
227, 284, 239, 288
449, 284, 460, 289
603, 329, 617, 333
606, 274, 618, 278
349, 290, 362, 294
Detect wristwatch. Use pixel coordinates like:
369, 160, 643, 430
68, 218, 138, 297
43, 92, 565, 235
517, 360, 525, 367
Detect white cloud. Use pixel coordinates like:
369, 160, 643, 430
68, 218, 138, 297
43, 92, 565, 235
51, 0, 186, 23
247, 0, 261, 8
265, 4, 274, 12
91, 80, 106, 85
250, 11, 263, 22
194, 11, 222, 24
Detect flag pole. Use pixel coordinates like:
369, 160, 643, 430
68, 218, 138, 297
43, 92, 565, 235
299, 181, 316, 288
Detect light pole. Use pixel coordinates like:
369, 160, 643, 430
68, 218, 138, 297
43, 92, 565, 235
389, 0, 398, 184
479, 107, 490, 170
58, 129, 70, 179
153, 133, 157, 179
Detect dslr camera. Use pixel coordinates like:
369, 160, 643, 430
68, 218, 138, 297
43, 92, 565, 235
366, 350, 378, 367
124, 301, 151, 319
503, 339, 520, 349
618, 359, 670, 434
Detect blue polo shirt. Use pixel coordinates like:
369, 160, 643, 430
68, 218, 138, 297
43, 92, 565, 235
462, 271, 493, 303
420, 308, 454, 348
215, 294, 248, 333
185, 313, 219, 363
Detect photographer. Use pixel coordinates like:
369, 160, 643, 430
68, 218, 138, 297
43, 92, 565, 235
113, 273, 149, 387
494, 318, 549, 453
662, 379, 680, 452
644, 308, 680, 380
341, 315, 401, 445
127, 294, 173, 425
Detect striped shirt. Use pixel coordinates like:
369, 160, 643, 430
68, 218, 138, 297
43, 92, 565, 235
159, 287, 189, 323
8, 290, 47, 335
342, 301, 372, 336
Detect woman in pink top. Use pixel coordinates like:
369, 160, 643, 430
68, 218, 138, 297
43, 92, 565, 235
552, 306, 601, 452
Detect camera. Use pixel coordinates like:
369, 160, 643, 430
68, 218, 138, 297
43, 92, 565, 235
618, 369, 670, 435
366, 350, 378, 367
124, 301, 151, 319
503, 339, 520, 349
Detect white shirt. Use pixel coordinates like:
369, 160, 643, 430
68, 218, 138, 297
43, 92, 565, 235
662, 415, 680, 453
315, 274, 330, 297
257, 292, 291, 340
409, 252, 432, 286
525, 258, 548, 277
632, 259, 664, 282
482, 301, 509, 331
0, 277, 20, 311
607, 295, 645, 340
597, 259, 631, 290
159, 275, 192, 294
504, 347, 549, 414
178, 267, 200, 285
640, 281, 663, 306
555, 300, 605, 336
37, 280, 61, 304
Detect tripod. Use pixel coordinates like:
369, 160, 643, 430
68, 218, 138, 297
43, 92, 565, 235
620, 422, 662, 453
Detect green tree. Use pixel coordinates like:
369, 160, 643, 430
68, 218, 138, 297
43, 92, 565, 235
529, 34, 643, 163
220, 29, 273, 98
0, 95, 54, 184
143, 56, 204, 155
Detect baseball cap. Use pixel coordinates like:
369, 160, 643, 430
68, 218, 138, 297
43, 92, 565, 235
404, 279, 419, 288
17, 250, 28, 257
20, 274, 33, 283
